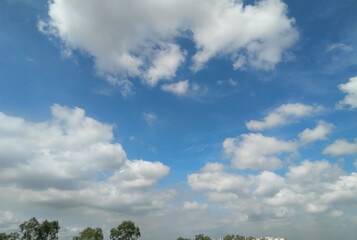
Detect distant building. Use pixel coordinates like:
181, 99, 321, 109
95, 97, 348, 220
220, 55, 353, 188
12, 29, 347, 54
256, 238, 286, 240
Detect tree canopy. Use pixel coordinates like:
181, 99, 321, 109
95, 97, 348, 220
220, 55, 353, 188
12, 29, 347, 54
19, 217, 59, 240
110, 221, 140, 240
73, 227, 103, 240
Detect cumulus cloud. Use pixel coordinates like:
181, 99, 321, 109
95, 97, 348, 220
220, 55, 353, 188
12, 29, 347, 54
246, 103, 324, 131
337, 76, 357, 109
188, 160, 354, 221
323, 138, 357, 156
145, 44, 186, 86
298, 120, 334, 144
161, 80, 190, 96
40, 0, 298, 86
188, 167, 249, 196
223, 133, 297, 170
0, 105, 170, 214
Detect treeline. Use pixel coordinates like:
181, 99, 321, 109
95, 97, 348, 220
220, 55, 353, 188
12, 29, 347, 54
0, 217, 140, 240
1, 217, 264, 240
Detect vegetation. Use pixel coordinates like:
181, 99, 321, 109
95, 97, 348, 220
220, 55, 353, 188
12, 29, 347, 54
110, 221, 140, 240
73, 227, 103, 240
1, 217, 276, 240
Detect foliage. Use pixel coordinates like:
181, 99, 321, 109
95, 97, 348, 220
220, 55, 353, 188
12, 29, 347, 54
177, 237, 191, 240
73, 227, 103, 240
195, 234, 211, 240
19, 217, 59, 240
223, 235, 249, 240
0, 232, 20, 240
110, 221, 140, 240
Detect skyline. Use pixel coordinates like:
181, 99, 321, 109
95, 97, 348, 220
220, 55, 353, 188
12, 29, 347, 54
1, 0, 357, 239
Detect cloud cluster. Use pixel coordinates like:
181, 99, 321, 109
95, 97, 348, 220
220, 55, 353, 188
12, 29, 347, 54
186, 100, 353, 228
188, 160, 356, 221
221, 104, 332, 171
0, 105, 170, 214
246, 103, 323, 131
40, 0, 298, 89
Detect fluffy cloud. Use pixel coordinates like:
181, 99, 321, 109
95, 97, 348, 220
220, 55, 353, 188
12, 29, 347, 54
40, 0, 298, 86
337, 76, 357, 109
246, 103, 323, 131
223, 133, 297, 170
187, 160, 355, 221
161, 80, 190, 96
188, 167, 249, 196
145, 44, 186, 86
323, 138, 357, 156
298, 120, 334, 144
0, 105, 170, 214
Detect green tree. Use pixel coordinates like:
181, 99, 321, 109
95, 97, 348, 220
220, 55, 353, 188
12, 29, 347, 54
73, 227, 103, 240
194, 234, 211, 240
19, 217, 59, 240
0, 232, 20, 240
37, 220, 60, 240
19, 217, 39, 240
110, 221, 140, 240
177, 237, 191, 240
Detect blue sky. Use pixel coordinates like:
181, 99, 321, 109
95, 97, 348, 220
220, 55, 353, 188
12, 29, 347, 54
1, 0, 357, 239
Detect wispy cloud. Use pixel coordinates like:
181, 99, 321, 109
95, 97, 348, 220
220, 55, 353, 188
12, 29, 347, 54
143, 112, 157, 126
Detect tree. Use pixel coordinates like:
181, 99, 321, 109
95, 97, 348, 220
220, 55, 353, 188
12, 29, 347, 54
37, 220, 60, 240
177, 237, 191, 240
6, 232, 20, 240
19, 218, 39, 240
194, 234, 211, 240
73, 227, 103, 240
19, 217, 59, 240
110, 221, 140, 240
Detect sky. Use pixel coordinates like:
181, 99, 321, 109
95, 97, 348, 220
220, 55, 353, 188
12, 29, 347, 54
1, 0, 357, 239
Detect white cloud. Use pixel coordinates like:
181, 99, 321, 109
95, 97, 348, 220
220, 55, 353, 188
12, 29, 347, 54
200, 162, 225, 173
246, 103, 324, 131
223, 133, 297, 170
286, 160, 343, 190
143, 112, 157, 126
217, 78, 237, 86
323, 138, 357, 156
161, 80, 190, 96
190, 0, 298, 71
253, 171, 285, 197
40, 0, 298, 86
298, 120, 334, 144
183, 201, 208, 211
327, 43, 353, 52
0, 105, 170, 214
188, 170, 249, 197
145, 44, 186, 86
337, 76, 357, 109
188, 160, 357, 222
106, 76, 134, 97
